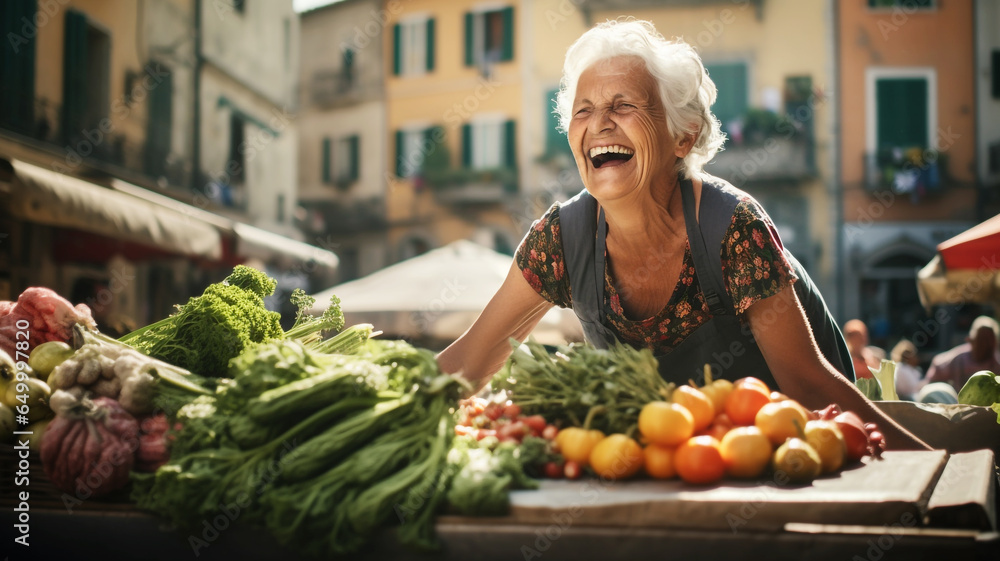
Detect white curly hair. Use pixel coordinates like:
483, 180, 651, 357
554, 18, 726, 179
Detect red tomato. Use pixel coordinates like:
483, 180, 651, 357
542, 424, 559, 441
564, 460, 582, 480
503, 402, 522, 419
544, 461, 564, 479
484, 402, 504, 421
523, 415, 547, 434
497, 421, 528, 442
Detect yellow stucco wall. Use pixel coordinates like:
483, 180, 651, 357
33, 0, 147, 170
384, 0, 526, 255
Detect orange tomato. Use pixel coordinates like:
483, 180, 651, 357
754, 400, 811, 446
735, 376, 770, 392
556, 428, 606, 466
643, 444, 677, 479
769, 391, 791, 402
674, 435, 726, 485
695, 366, 734, 414
638, 401, 694, 447
672, 385, 715, 431
698, 412, 734, 441
589, 434, 644, 480
724, 381, 772, 426
719, 426, 773, 479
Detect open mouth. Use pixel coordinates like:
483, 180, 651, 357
589, 145, 635, 169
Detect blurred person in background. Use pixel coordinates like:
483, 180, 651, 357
843, 319, 881, 379
438, 19, 929, 451
890, 339, 922, 401
921, 315, 1000, 393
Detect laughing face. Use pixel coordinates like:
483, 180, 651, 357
568, 56, 691, 201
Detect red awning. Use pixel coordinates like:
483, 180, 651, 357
937, 214, 1000, 271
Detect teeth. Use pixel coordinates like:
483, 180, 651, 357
588, 145, 634, 158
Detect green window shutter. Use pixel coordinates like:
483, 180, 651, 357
992, 50, 1000, 99
461, 124, 472, 167
704, 62, 748, 129
62, 9, 88, 142
545, 88, 570, 156
1, 0, 38, 135
876, 78, 928, 150
464, 13, 474, 66
504, 119, 516, 167
501, 7, 514, 62
349, 135, 360, 181
395, 130, 405, 177
392, 23, 401, 75
321, 137, 331, 183
426, 18, 435, 72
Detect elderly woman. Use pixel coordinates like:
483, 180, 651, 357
438, 20, 929, 450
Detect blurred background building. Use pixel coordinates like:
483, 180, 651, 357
2, 0, 998, 355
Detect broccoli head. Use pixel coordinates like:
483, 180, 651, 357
224, 265, 278, 299
124, 266, 283, 377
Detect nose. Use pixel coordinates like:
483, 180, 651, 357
588, 107, 615, 135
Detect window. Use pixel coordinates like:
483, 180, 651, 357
462, 118, 516, 169
62, 10, 111, 148
393, 17, 434, 77
144, 61, 173, 178
322, 135, 359, 186
867, 0, 933, 9
704, 62, 748, 136
545, 88, 571, 158
229, 113, 246, 183
1, 0, 37, 136
992, 50, 1000, 99
342, 47, 355, 88
866, 69, 936, 152
464, 7, 514, 70
395, 127, 436, 178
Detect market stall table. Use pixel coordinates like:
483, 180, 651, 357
4, 449, 997, 561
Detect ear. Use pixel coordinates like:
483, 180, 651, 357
674, 132, 696, 158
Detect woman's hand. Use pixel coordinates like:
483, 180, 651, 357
745, 285, 932, 451
437, 261, 554, 395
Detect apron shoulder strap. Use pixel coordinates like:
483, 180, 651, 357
558, 189, 603, 326
681, 177, 740, 316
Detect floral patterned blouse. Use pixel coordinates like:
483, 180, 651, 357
515, 196, 797, 355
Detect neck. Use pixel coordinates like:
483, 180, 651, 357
602, 175, 686, 252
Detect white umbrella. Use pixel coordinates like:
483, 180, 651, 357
309, 239, 583, 345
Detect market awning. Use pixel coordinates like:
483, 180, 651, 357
5, 158, 222, 259
111, 178, 339, 271
233, 223, 339, 270
916, 215, 1000, 310
309, 240, 582, 344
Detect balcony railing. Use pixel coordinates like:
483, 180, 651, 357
863, 148, 946, 197
705, 134, 815, 183
421, 167, 518, 205
311, 70, 360, 107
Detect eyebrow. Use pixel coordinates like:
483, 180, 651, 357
577, 93, 627, 106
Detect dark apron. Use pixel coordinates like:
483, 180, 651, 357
558, 176, 854, 390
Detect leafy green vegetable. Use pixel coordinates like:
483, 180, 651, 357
132, 336, 468, 558
282, 289, 345, 348
445, 437, 538, 517
493, 339, 674, 434
869, 359, 897, 401
855, 377, 882, 401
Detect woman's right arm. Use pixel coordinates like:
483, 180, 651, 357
437, 261, 554, 394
